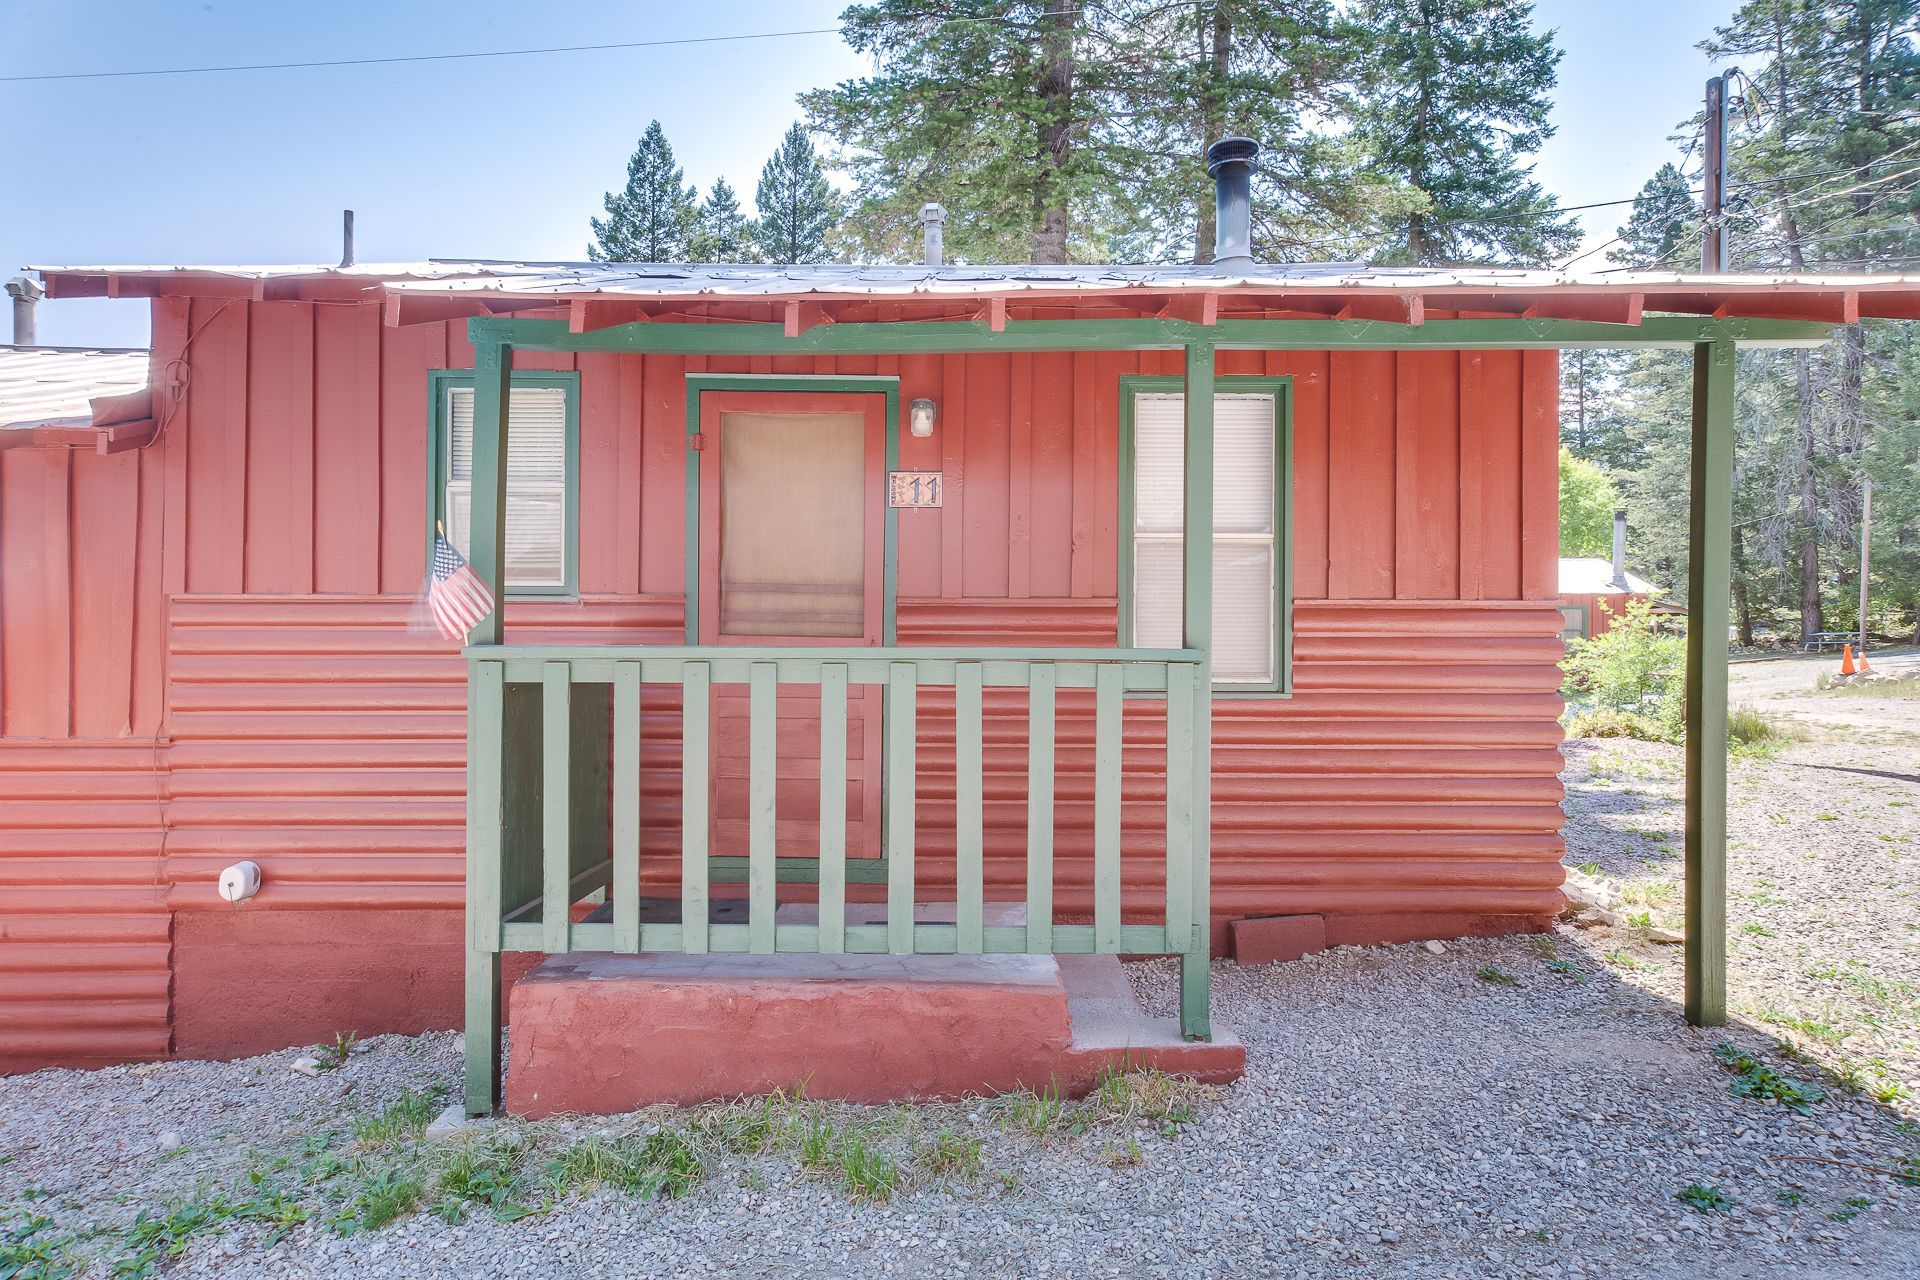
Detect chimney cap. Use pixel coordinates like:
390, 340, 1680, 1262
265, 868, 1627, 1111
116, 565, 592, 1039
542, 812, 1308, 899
918, 202, 947, 225
1206, 137, 1261, 176
5, 276, 44, 302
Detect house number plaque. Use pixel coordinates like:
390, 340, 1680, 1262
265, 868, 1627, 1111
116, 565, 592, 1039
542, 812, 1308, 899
888, 471, 943, 508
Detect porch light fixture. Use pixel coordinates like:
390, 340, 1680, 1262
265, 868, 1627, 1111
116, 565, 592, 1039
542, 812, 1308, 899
909, 397, 937, 438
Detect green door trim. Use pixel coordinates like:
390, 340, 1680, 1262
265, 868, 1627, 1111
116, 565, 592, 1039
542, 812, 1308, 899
682, 374, 902, 646
682, 373, 902, 888
1118, 374, 1295, 696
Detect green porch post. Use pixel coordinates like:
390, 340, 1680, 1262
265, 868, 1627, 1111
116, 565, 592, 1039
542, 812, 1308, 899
463, 338, 512, 1113
1180, 342, 1215, 1041
1684, 340, 1732, 1027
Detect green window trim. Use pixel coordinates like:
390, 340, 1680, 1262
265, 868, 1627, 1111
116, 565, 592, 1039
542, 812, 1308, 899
426, 368, 581, 599
1118, 374, 1294, 697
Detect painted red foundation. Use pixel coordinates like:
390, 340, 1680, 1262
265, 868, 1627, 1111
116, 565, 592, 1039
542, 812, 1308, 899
504, 952, 1242, 1118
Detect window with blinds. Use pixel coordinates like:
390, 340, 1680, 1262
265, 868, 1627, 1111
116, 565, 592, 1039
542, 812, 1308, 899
1131, 391, 1280, 687
443, 382, 573, 590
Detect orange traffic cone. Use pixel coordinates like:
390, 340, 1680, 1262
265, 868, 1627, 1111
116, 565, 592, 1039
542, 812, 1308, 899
1840, 644, 1856, 676
1859, 647, 1872, 673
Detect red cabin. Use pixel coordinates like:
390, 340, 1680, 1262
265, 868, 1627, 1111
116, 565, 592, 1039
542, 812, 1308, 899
3, 234, 1912, 1100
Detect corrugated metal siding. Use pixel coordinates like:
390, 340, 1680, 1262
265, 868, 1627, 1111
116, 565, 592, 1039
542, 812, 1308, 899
0, 298, 1565, 1070
0, 742, 170, 1069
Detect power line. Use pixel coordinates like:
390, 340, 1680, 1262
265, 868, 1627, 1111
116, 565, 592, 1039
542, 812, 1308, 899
0, 26, 851, 84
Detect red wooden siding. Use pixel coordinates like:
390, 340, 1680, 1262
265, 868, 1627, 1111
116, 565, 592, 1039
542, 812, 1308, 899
0, 298, 1565, 1068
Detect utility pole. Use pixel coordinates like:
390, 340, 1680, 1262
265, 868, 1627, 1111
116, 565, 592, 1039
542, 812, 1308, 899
1702, 75, 1730, 272
1859, 476, 1872, 660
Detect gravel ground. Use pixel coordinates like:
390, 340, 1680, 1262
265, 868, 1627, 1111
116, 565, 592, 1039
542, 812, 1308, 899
2, 649, 1916, 1279
1562, 648, 1920, 1105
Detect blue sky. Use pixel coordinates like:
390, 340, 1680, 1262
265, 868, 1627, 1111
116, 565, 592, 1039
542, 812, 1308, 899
3, 0, 1737, 349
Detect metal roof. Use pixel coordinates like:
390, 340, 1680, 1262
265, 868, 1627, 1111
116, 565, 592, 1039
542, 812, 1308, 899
29, 257, 1920, 300
1558, 557, 1660, 597
0, 345, 150, 433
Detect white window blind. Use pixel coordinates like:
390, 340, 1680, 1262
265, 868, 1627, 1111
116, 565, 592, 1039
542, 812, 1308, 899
1132, 391, 1277, 686
445, 385, 570, 589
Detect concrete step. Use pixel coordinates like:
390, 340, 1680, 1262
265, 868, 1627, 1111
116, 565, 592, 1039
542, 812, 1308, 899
503, 946, 1242, 1118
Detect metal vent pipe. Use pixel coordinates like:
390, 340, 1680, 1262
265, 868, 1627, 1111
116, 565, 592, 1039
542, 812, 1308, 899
6, 276, 42, 346
1206, 137, 1261, 270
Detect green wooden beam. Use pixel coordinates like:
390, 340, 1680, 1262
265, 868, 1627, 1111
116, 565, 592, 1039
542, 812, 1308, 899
1685, 340, 1734, 1027
1180, 342, 1214, 1043
473, 314, 1832, 357
467, 340, 512, 645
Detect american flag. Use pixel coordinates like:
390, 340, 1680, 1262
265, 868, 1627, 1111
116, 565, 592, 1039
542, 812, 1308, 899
427, 532, 495, 642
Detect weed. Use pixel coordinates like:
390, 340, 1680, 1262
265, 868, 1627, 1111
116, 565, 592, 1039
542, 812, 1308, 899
1829, 1195, 1874, 1223
1578, 861, 1602, 877
1001, 1082, 1065, 1138
703, 1089, 802, 1155
1740, 923, 1775, 938
351, 1087, 441, 1147
1713, 1043, 1826, 1114
1728, 706, 1799, 757
917, 1128, 983, 1180
314, 1032, 358, 1072
546, 1130, 702, 1201
838, 1133, 900, 1201
1545, 958, 1587, 981
1, 1214, 74, 1280
333, 1168, 423, 1233
798, 1113, 838, 1171
1676, 1184, 1735, 1214
1082, 1067, 1214, 1135
1775, 1188, 1805, 1206
1604, 950, 1648, 971
113, 1185, 304, 1277
1099, 1138, 1146, 1167
1476, 965, 1518, 985
1625, 910, 1654, 929
434, 1143, 533, 1223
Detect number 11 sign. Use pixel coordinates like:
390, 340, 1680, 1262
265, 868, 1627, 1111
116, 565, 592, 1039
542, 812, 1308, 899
888, 471, 943, 508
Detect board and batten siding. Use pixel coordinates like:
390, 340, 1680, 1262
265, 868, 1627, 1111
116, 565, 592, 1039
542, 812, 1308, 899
0, 298, 1563, 1068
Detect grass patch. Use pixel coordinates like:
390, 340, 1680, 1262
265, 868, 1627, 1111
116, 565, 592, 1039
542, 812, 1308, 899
433, 1141, 534, 1223
546, 1130, 703, 1201
1676, 1184, 1735, 1214
916, 1128, 983, 1180
350, 1087, 441, 1147
1729, 705, 1801, 758
698, 1088, 806, 1155
1082, 1067, 1210, 1135
332, 1168, 424, 1234
1713, 1042, 1827, 1114
999, 1082, 1065, 1139
837, 1132, 900, 1201
1476, 965, 1519, 985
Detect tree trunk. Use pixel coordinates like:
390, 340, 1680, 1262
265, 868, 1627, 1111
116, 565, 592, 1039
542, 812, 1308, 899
1192, 3, 1231, 263
1795, 350, 1824, 643
1732, 525, 1754, 647
1029, 0, 1079, 265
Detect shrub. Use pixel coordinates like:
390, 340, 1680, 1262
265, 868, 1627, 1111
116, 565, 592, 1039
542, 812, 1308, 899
1561, 599, 1685, 742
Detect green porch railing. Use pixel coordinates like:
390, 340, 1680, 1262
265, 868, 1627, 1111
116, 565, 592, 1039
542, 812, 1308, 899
463, 643, 1209, 1114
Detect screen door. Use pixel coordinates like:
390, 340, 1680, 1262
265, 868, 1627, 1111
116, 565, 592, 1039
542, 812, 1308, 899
697, 391, 887, 861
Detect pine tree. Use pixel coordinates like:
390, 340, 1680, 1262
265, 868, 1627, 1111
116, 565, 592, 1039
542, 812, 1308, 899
588, 120, 701, 262
752, 124, 842, 264
802, 1, 1099, 263
1350, 0, 1580, 265
1093, 1, 1395, 263
1607, 163, 1700, 269
691, 179, 756, 262
1704, 0, 1920, 641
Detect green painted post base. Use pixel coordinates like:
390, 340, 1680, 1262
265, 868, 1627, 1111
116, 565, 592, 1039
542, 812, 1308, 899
1180, 949, 1212, 1042
464, 948, 502, 1116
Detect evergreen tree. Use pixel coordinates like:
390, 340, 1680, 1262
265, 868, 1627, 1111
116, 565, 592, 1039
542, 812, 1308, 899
1607, 163, 1700, 269
691, 179, 756, 262
589, 120, 701, 262
1704, 0, 1920, 641
1350, 0, 1580, 265
802, 1, 1101, 263
752, 124, 842, 264
1093, 2, 1403, 263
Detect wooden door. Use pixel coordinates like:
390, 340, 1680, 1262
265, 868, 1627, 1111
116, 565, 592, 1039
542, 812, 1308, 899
697, 391, 887, 864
